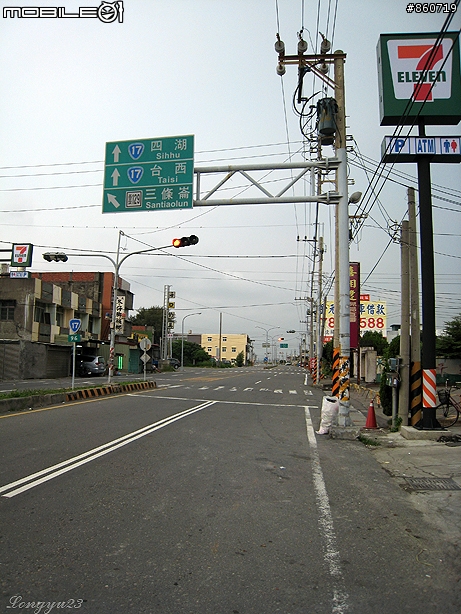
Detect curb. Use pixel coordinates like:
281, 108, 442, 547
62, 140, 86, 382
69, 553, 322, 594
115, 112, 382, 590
0, 380, 157, 414
65, 380, 157, 402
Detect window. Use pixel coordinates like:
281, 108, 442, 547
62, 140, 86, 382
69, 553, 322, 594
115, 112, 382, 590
222, 336, 227, 341
207, 347, 212, 352
56, 306, 64, 327
207, 336, 212, 342
0, 300, 15, 321
232, 347, 237, 353
222, 347, 227, 353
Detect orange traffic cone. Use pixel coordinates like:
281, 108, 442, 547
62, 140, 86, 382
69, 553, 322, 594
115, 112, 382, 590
365, 398, 378, 429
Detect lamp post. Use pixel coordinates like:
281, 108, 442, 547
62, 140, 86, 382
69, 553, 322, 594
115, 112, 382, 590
256, 326, 279, 363
43, 231, 185, 384
181, 312, 201, 371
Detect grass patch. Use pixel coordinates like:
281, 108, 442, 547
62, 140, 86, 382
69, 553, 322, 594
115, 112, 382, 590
0, 388, 66, 400
358, 434, 381, 446
0, 379, 153, 401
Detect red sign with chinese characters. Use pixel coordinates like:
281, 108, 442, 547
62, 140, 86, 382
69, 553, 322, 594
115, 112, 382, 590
350, 262, 360, 349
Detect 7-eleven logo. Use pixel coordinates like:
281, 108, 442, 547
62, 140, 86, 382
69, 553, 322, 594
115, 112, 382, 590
387, 38, 453, 102
11, 243, 33, 266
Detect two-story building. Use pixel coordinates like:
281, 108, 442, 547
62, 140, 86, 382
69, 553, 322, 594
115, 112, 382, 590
0, 269, 134, 380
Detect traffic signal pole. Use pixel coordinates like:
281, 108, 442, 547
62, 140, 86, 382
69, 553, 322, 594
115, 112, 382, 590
43, 235, 189, 384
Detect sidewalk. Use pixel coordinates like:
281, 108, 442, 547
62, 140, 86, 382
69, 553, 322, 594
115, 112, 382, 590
348, 385, 461, 545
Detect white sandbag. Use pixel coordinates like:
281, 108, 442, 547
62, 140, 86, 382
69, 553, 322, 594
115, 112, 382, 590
316, 396, 339, 434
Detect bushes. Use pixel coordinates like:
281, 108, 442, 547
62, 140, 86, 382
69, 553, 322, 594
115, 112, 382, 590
379, 335, 400, 416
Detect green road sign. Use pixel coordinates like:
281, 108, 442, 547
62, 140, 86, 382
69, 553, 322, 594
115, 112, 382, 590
280, 343, 288, 348
102, 135, 194, 213
68, 334, 81, 343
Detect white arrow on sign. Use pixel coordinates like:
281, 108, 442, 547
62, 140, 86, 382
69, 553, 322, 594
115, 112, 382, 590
111, 168, 120, 186
107, 194, 121, 208
112, 144, 121, 162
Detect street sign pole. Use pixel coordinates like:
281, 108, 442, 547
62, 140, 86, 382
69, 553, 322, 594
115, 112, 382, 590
69, 318, 81, 390
72, 344, 76, 390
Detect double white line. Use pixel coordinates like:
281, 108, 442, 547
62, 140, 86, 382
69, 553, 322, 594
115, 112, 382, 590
1, 401, 216, 498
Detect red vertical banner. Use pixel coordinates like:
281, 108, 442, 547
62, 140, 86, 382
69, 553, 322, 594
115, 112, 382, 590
350, 262, 360, 349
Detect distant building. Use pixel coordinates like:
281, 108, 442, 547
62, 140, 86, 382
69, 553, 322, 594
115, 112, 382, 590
201, 333, 252, 365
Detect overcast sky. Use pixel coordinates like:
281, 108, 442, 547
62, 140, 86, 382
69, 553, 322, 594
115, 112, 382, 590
1, 0, 460, 358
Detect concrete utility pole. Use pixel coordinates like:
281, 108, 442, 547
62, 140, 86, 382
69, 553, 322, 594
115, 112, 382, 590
399, 220, 410, 425
272, 36, 351, 414
316, 236, 325, 385
408, 188, 422, 426
334, 51, 352, 426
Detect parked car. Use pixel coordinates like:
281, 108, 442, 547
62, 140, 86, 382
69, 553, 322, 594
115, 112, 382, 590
168, 358, 180, 369
77, 355, 106, 376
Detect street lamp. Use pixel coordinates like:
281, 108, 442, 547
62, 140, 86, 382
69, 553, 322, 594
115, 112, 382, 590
43, 231, 199, 384
181, 312, 201, 371
255, 326, 280, 364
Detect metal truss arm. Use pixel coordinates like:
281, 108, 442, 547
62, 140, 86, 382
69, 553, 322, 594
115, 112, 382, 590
193, 158, 340, 207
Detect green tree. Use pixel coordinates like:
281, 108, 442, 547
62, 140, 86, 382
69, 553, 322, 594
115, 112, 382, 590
129, 306, 169, 345
172, 339, 211, 366
436, 314, 461, 358
360, 330, 389, 355
236, 351, 245, 367
321, 340, 334, 376
379, 335, 400, 416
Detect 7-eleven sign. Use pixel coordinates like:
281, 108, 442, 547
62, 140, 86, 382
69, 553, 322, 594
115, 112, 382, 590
11, 243, 33, 267
377, 32, 461, 126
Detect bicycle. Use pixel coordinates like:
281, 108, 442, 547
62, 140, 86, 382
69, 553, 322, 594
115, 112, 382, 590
436, 381, 461, 428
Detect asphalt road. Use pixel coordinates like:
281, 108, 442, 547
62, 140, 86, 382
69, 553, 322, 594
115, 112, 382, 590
0, 366, 459, 614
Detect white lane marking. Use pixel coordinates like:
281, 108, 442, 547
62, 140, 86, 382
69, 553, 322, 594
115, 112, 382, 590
274, 389, 283, 394
304, 390, 313, 396
198, 386, 209, 390
255, 380, 262, 384
143, 393, 319, 409
304, 408, 350, 613
1, 401, 216, 498
213, 386, 225, 390
243, 387, 253, 391
304, 373, 309, 386
229, 387, 237, 391
289, 390, 297, 395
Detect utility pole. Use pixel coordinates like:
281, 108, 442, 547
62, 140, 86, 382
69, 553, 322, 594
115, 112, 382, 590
334, 51, 352, 426
408, 187, 422, 426
399, 220, 410, 425
316, 236, 325, 385
417, 123, 439, 428
273, 36, 351, 419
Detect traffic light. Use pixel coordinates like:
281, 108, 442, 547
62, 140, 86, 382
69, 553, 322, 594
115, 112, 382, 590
172, 235, 199, 248
43, 252, 68, 262
278, 337, 284, 341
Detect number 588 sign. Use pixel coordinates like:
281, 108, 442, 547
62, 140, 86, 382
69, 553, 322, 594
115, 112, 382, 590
323, 300, 387, 337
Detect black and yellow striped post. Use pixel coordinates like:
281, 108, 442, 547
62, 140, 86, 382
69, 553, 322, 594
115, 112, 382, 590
410, 361, 422, 426
332, 346, 340, 398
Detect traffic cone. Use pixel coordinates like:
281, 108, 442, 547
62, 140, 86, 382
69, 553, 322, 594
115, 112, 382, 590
365, 398, 378, 429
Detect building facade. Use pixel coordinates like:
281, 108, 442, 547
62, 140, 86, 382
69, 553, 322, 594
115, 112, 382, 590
201, 333, 252, 365
0, 270, 134, 379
